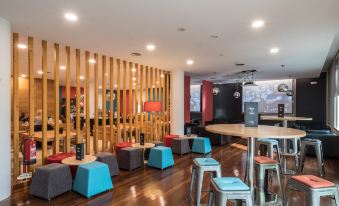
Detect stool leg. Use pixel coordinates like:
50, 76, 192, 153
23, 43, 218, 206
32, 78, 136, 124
216, 165, 222, 178
275, 145, 283, 173
315, 144, 324, 177
268, 144, 274, 159
320, 144, 325, 177
276, 165, 284, 202
284, 181, 291, 206
306, 193, 320, 206
257, 165, 265, 206
334, 188, 339, 206
195, 168, 204, 206
216, 193, 226, 206
189, 167, 196, 202
207, 190, 214, 206
299, 143, 306, 173
246, 195, 253, 206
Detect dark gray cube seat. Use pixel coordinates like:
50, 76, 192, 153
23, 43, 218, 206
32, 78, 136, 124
96, 152, 120, 176
30, 163, 72, 200
171, 138, 190, 156
117, 147, 143, 172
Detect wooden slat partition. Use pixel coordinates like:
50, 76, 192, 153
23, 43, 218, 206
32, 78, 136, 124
145, 66, 149, 141
12, 33, 20, 179
102, 55, 107, 151
28, 37, 35, 137
54, 43, 60, 154
128, 62, 133, 142
94, 53, 99, 153
135, 63, 139, 142
159, 69, 163, 139
139, 65, 144, 136
150, 67, 154, 141
65, 46, 71, 152
42, 40, 48, 164
122, 61, 127, 142
109, 57, 114, 152
166, 72, 170, 134
76, 49, 81, 144
116, 59, 121, 144
85, 51, 90, 154
155, 68, 159, 140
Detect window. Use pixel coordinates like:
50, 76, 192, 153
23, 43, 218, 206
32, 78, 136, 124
335, 96, 339, 130
190, 85, 201, 112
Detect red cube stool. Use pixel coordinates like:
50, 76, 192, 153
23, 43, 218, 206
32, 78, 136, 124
164, 134, 179, 147
115, 142, 132, 157
47, 153, 77, 177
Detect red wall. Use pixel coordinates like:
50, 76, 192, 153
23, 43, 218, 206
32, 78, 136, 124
202, 80, 214, 126
60, 86, 84, 99
184, 76, 191, 124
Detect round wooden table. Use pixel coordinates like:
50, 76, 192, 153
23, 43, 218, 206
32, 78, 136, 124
132, 143, 155, 164
61, 155, 97, 166
206, 124, 306, 195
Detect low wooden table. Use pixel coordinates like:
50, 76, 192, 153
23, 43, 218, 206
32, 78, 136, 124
132, 143, 155, 164
61, 155, 97, 166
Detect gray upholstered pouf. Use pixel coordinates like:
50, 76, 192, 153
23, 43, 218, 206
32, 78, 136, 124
118, 147, 143, 172
30, 163, 72, 200
171, 138, 190, 156
96, 152, 120, 176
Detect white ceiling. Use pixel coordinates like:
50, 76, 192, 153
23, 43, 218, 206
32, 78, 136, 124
1, 0, 339, 84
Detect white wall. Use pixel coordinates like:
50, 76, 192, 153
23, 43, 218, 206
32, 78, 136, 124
170, 70, 185, 134
0, 17, 11, 201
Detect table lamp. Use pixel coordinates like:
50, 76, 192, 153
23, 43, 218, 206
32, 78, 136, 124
143, 101, 162, 142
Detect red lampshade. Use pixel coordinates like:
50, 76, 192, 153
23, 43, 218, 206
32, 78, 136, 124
143, 101, 162, 112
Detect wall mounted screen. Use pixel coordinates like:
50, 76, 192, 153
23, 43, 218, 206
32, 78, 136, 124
242, 79, 293, 113
190, 85, 201, 112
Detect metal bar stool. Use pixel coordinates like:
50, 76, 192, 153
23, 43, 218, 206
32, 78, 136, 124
284, 175, 339, 206
299, 138, 325, 177
255, 139, 282, 166
281, 137, 300, 175
189, 158, 222, 206
208, 177, 253, 206
255, 156, 284, 206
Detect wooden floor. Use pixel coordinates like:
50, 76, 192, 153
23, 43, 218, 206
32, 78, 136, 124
1, 138, 339, 206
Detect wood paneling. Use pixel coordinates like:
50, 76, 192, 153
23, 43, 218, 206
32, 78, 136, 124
85, 51, 90, 155
129, 62, 133, 142
53, 43, 60, 154
65, 46, 71, 153
116, 59, 121, 143
41, 40, 48, 164
94, 53, 99, 153
122, 61, 127, 142
28, 37, 34, 136
76, 49, 81, 144
102, 55, 107, 151
109, 57, 114, 152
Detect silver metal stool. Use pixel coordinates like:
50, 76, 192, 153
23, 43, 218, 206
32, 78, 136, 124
255, 156, 284, 206
189, 158, 222, 206
299, 138, 325, 177
208, 177, 253, 206
281, 137, 300, 175
284, 175, 339, 206
255, 138, 282, 164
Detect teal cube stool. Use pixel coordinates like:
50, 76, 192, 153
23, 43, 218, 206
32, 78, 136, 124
192, 137, 212, 154
73, 161, 113, 198
147, 146, 174, 170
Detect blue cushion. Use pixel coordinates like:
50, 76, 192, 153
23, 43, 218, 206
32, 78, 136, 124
192, 137, 212, 154
213, 177, 249, 191
148, 146, 174, 169
73, 161, 113, 198
194, 158, 219, 166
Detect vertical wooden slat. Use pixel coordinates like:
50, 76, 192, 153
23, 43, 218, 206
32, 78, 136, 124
150, 67, 154, 141
85, 51, 90, 155
65, 46, 71, 152
128, 62, 133, 142
140, 65, 144, 137
109, 57, 114, 152
116, 59, 121, 144
145, 66, 149, 141
102, 55, 107, 151
76, 49, 81, 144
94, 53, 99, 153
28, 37, 35, 137
12, 33, 20, 179
122, 60, 127, 142
167, 72, 171, 134
42, 40, 48, 164
134, 63, 139, 142
54, 43, 60, 154
159, 69, 163, 139
161, 70, 165, 139
155, 68, 159, 140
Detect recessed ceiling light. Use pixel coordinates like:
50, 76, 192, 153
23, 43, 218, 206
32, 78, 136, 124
146, 44, 156, 51
105, 73, 108, 76
186, 59, 194, 65
98, 86, 102, 89
80, 76, 85, 80
114, 84, 117, 88
132, 68, 136, 72
251, 20, 265, 28
89, 59, 96, 64
17, 44, 27, 49
270, 47, 280, 54
132, 77, 136, 81
37, 70, 43, 74
156, 81, 160, 84
160, 74, 164, 78
20, 74, 27, 78
60, 65, 66, 70
64, 12, 78, 22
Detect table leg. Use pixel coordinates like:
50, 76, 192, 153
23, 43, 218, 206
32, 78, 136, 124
246, 137, 255, 197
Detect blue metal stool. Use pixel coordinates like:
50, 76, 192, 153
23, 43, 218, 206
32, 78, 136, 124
299, 138, 325, 177
284, 175, 339, 206
189, 158, 221, 206
192, 137, 212, 154
147, 146, 174, 170
208, 177, 253, 206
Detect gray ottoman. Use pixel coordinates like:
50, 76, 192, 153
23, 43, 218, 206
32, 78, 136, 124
118, 147, 143, 172
96, 152, 120, 176
30, 163, 72, 200
171, 138, 190, 156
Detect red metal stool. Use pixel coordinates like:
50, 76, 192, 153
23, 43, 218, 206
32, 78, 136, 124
164, 134, 179, 147
115, 142, 132, 158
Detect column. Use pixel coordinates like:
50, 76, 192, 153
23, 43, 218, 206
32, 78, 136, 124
0, 17, 11, 201
170, 69, 185, 135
